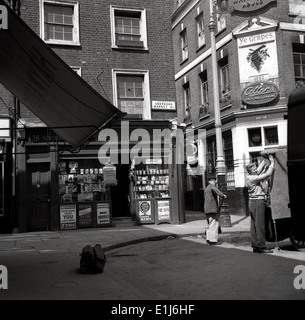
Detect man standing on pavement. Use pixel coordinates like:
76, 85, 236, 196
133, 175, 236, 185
246, 154, 275, 254
204, 177, 227, 245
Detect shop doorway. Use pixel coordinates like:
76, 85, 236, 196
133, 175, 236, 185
26, 162, 51, 231
111, 164, 130, 218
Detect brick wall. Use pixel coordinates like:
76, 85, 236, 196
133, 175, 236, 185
0, 0, 177, 126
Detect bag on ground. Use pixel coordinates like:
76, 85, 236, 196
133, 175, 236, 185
79, 244, 106, 274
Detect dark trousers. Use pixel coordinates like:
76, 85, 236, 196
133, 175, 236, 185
249, 199, 266, 250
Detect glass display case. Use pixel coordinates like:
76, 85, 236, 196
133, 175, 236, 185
58, 160, 111, 229
132, 158, 172, 224
133, 161, 170, 200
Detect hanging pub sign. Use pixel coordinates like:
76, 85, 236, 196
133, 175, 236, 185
241, 81, 279, 105
103, 165, 117, 186
60, 204, 77, 230
228, 0, 277, 12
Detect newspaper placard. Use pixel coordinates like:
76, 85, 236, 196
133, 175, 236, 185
60, 204, 77, 230
138, 200, 153, 223
157, 200, 171, 222
97, 202, 111, 225
78, 203, 93, 227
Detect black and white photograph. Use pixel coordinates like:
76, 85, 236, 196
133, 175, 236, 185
0, 0, 305, 309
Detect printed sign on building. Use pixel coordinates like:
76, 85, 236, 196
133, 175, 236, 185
152, 101, 176, 110
235, 18, 279, 106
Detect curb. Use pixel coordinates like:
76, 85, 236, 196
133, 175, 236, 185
103, 231, 251, 252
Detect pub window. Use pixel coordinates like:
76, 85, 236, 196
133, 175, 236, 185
293, 44, 305, 87
223, 131, 234, 169
196, 13, 205, 49
110, 6, 148, 49
219, 56, 230, 102
180, 29, 188, 61
264, 127, 279, 146
199, 70, 209, 116
207, 136, 216, 175
248, 128, 262, 147
215, 4, 226, 33
183, 81, 191, 113
40, 0, 80, 45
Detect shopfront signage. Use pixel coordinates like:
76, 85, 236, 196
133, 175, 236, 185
157, 200, 171, 222
138, 200, 153, 223
229, 0, 277, 12
60, 205, 77, 230
96, 202, 111, 225
242, 81, 279, 105
152, 101, 176, 111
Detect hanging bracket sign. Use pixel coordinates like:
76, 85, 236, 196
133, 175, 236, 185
241, 81, 279, 106
228, 0, 277, 12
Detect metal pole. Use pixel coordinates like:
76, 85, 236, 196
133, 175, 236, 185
209, 0, 231, 227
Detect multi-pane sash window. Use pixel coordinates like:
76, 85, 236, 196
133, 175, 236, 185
220, 64, 230, 93
44, 4, 73, 41
200, 72, 209, 106
117, 75, 144, 115
115, 14, 141, 45
294, 52, 305, 86
41, 1, 79, 45
180, 29, 188, 61
183, 82, 191, 112
111, 7, 147, 49
196, 13, 205, 48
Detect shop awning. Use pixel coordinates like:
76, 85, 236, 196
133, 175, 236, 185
0, 1, 122, 148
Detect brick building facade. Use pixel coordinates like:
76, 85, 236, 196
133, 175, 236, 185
0, 0, 180, 232
171, 0, 300, 214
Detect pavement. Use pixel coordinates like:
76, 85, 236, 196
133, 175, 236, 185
0, 211, 304, 300
0, 212, 250, 254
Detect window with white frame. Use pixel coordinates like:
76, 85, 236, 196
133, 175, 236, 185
113, 70, 151, 119
110, 6, 148, 49
71, 66, 81, 76
248, 126, 279, 148
183, 82, 191, 113
219, 57, 230, 102
215, 4, 226, 33
199, 71, 209, 116
40, 0, 80, 45
180, 29, 188, 61
196, 13, 205, 48
293, 49, 305, 87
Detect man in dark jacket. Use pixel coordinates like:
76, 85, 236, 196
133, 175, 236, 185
204, 178, 226, 245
